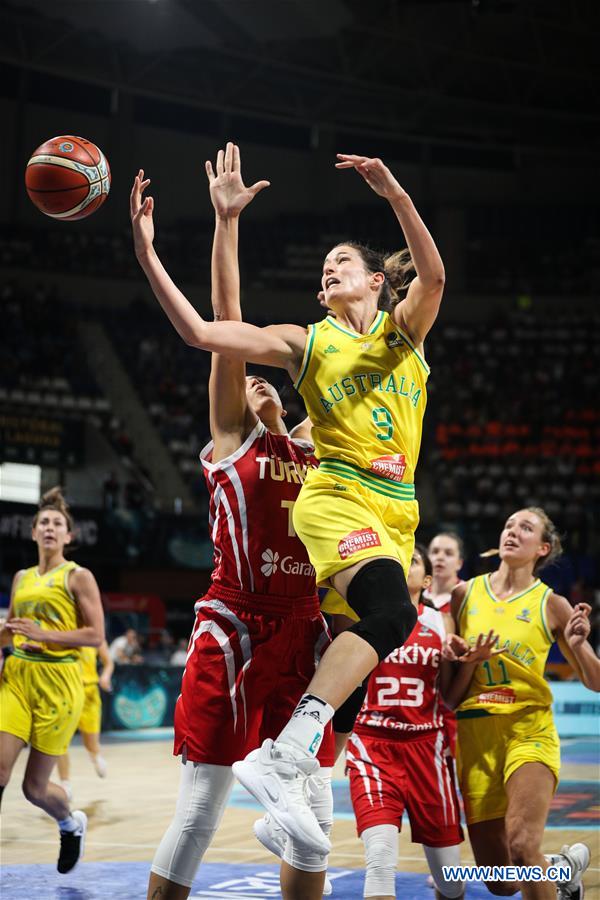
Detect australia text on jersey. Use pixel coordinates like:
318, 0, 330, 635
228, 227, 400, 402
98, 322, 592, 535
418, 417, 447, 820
319, 371, 423, 414
468, 633, 537, 667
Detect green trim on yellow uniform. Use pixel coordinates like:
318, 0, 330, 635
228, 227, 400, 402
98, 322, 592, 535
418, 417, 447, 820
457, 578, 475, 623
320, 458, 415, 500
456, 708, 492, 719
483, 573, 541, 605
394, 327, 431, 375
13, 648, 78, 663
325, 310, 385, 339
293, 323, 316, 391
540, 587, 553, 643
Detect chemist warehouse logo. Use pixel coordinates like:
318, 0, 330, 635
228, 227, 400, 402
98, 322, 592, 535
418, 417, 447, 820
260, 548, 315, 577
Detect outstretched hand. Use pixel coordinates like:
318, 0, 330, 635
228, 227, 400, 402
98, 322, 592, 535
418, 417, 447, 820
206, 142, 270, 219
442, 630, 505, 664
335, 154, 407, 201
130, 169, 154, 256
564, 603, 592, 650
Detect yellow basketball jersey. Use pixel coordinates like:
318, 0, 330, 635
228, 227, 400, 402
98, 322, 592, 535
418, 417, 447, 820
12, 561, 81, 661
79, 645, 99, 684
294, 311, 428, 482
457, 574, 554, 714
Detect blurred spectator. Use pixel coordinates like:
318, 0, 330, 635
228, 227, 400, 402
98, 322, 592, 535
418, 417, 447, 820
103, 471, 120, 510
170, 638, 188, 667
109, 627, 144, 665
144, 629, 175, 666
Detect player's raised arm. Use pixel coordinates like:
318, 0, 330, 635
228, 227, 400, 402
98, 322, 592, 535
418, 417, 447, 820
130, 169, 305, 374
205, 143, 270, 445
336, 154, 445, 345
549, 598, 600, 692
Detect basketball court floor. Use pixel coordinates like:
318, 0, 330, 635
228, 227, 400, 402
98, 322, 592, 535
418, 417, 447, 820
2, 730, 598, 899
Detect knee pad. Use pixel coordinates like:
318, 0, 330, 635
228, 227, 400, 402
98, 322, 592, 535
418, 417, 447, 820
151, 761, 234, 887
362, 823, 398, 897
423, 844, 464, 898
347, 560, 417, 661
333, 679, 368, 734
283, 768, 333, 873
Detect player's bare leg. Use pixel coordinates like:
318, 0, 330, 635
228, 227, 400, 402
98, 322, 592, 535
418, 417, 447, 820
468, 817, 517, 896
0, 731, 27, 809
81, 730, 107, 777
504, 762, 558, 899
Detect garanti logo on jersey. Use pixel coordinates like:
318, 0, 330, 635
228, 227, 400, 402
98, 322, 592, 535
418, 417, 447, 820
338, 528, 381, 560
260, 548, 315, 577
369, 454, 406, 483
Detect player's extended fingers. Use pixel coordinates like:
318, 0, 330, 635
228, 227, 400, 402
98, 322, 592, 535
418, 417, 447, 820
248, 180, 270, 197
216, 148, 225, 176
336, 153, 369, 163
233, 143, 241, 172
130, 175, 141, 216
205, 160, 215, 182
143, 196, 154, 216
224, 141, 233, 173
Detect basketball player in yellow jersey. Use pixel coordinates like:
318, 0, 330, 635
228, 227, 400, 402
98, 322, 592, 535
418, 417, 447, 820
0, 487, 105, 874
444, 508, 599, 900
56, 640, 113, 796
132, 146, 444, 853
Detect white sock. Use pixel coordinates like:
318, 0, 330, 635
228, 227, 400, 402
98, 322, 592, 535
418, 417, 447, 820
278, 693, 334, 757
57, 815, 78, 832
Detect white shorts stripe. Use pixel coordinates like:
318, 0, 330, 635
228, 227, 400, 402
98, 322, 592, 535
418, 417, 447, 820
434, 729, 449, 825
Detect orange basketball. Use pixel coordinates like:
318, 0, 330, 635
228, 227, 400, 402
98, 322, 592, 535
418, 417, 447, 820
25, 135, 111, 220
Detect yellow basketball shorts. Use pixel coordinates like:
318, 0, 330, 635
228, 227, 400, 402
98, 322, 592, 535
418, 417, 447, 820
293, 462, 419, 587
78, 682, 102, 734
456, 706, 560, 825
0, 654, 84, 756
321, 587, 359, 622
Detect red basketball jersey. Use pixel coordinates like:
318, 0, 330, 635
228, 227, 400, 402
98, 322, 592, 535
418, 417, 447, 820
423, 579, 462, 615
355, 605, 447, 739
201, 421, 318, 600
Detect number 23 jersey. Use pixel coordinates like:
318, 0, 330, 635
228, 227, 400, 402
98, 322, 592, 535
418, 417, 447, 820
354, 604, 447, 740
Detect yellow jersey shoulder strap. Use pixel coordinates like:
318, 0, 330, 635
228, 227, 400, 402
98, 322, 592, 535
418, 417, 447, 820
457, 576, 477, 624
63, 560, 81, 602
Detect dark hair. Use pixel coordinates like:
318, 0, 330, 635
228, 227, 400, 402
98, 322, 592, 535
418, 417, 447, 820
33, 486, 74, 532
332, 242, 415, 311
430, 530, 465, 559
413, 543, 432, 578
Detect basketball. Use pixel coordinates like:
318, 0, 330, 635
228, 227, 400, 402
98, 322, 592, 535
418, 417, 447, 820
25, 135, 111, 220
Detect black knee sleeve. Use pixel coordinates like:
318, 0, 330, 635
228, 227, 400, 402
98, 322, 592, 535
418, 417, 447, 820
346, 559, 418, 661
333, 679, 368, 734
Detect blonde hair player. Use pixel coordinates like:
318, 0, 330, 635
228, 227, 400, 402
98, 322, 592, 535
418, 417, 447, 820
0, 487, 105, 873
56, 640, 114, 798
445, 507, 599, 900
131, 149, 444, 855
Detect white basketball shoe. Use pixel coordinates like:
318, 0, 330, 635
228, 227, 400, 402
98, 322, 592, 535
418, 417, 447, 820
232, 738, 331, 855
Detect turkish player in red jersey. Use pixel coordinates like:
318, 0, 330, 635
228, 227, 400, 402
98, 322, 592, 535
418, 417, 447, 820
346, 545, 465, 900
144, 145, 333, 900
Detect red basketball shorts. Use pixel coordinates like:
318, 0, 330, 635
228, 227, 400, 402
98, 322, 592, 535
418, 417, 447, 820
347, 728, 463, 847
174, 586, 334, 767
